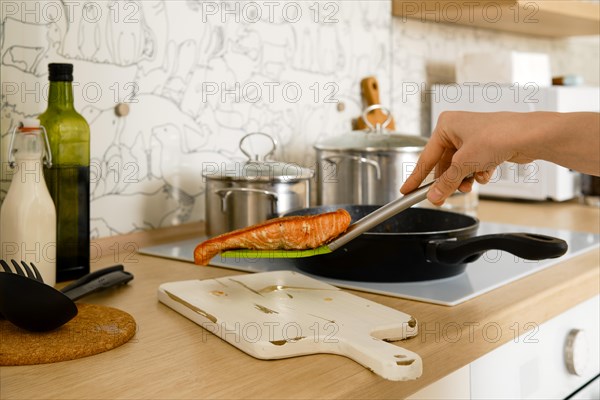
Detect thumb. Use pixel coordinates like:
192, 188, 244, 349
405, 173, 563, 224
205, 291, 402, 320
428, 155, 478, 206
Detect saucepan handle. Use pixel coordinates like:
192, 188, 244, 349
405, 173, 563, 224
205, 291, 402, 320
426, 233, 569, 265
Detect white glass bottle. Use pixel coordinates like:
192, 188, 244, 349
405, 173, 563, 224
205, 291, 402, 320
0, 118, 57, 286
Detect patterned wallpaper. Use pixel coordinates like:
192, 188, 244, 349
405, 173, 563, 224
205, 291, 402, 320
0, 0, 392, 236
1, 1, 598, 237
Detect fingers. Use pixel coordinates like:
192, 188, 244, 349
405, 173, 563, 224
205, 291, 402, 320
400, 135, 447, 194
427, 176, 456, 205
427, 151, 480, 205
400, 109, 505, 202
433, 148, 455, 179
475, 168, 495, 185
458, 175, 475, 193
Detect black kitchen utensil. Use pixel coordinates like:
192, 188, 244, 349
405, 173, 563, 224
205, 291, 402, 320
282, 206, 568, 282
0, 260, 133, 331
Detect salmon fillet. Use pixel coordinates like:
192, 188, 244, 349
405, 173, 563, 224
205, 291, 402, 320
194, 209, 352, 265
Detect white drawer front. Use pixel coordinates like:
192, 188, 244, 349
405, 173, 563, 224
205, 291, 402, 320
470, 295, 600, 399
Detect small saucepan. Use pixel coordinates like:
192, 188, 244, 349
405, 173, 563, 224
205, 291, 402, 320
203, 132, 313, 236
282, 206, 568, 282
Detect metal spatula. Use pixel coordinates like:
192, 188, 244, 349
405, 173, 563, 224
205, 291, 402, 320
218, 182, 434, 259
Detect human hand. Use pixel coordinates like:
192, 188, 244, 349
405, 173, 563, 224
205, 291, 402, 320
400, 111, 536, 205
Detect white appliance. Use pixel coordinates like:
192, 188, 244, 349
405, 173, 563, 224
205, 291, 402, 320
456, 51, 552, 88
431, 85, 600, 201
409, 296, 600, 400
469, 295, 600, 399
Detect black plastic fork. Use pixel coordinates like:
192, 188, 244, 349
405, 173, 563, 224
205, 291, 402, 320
0, 259, 43, 281
0, 260, 133, 300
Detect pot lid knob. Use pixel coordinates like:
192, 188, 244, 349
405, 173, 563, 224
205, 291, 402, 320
239, 132, 278, 162
361, 105, 393, 133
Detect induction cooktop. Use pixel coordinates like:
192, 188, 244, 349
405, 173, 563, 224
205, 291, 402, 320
139, 222, 599, 306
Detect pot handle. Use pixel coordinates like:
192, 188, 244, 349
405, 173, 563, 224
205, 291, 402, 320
323, 155, 382, 180
215, 188, 278, 213
426, 233, 568, 265
239, 132, 277, 162
361, 104, 393, 132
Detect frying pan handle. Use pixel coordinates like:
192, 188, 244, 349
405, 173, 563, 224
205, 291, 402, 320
426, 233, 568, 265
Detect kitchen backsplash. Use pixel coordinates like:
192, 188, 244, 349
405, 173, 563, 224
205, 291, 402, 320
1, 1, 598, 237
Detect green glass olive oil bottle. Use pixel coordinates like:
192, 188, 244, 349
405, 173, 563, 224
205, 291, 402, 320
39, 63, 90, 281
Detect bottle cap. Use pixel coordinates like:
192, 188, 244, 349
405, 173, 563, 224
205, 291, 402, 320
21, 118, 41, 128
48, 63, 73, 82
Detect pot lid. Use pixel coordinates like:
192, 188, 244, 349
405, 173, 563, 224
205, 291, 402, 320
314, 130, 428, 152
314, 105, 428, 152
203, 161, 314, 182
202, 132, 314, 182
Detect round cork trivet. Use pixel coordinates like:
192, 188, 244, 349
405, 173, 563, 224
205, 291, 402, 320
0, 303, 136, 366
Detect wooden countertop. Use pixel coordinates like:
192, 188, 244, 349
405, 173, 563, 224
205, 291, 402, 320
2, 200, 599, 399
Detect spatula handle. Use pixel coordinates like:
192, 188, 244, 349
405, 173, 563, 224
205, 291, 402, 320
327, 182, 433, 251
63, 270, 133, 301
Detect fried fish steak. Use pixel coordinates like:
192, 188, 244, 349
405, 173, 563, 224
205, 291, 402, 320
194, 209, 352, 265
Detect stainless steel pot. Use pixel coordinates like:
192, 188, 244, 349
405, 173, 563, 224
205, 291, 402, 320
204, 132, 313, 236
315, 105, 428, 205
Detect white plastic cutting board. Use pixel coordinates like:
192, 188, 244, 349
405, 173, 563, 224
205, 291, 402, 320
158, 270, 422, 381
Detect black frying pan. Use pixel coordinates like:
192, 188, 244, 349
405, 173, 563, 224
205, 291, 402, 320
282, 205, 568, 282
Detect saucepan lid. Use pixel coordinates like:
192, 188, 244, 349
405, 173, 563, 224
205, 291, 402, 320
202, 132, 314, 182
314, 105, 428, 152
